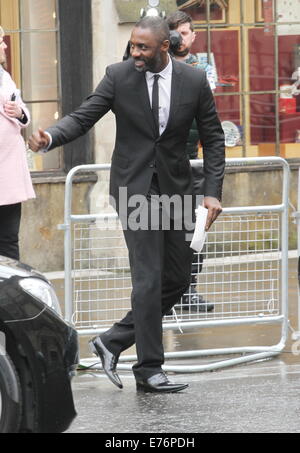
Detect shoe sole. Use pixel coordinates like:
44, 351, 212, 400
136, 383, 189, 393
88, 339, 123, 389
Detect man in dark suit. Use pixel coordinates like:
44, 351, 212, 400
29, 17, 225, 393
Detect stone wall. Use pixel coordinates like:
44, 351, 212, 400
19, 178, 94, 272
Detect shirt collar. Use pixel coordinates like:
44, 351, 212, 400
146, 56, 173, 81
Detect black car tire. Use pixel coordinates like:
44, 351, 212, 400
0, 353, 22, 433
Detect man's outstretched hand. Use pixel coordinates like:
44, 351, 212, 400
28, 128, 50, 152
204, 196, 222, 231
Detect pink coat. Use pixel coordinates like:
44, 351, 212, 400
0, 69, 35, 206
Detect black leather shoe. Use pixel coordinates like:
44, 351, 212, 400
136, 372, 188, 393
182, 293, 214, 312
89, 336, 123, 389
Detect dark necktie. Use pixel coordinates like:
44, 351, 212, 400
152, 74, 160, 136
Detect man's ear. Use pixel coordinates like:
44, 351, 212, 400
161, 39, 170, 52
192, 31, 196, 44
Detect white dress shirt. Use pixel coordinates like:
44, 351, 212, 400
145, 56, 173, 136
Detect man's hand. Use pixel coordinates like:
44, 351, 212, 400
28, 128, 50, 152
204, 196, 222, 231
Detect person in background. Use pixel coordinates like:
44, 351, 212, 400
167, 11, 216, 313
0, 26, 35, 261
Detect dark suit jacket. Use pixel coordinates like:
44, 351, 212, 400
47, 57, 225, 212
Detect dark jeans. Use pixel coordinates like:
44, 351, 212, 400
0, 203, 22, 260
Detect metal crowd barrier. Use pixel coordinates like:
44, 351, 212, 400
292, 167, 300, 340
60, 157, 290, 372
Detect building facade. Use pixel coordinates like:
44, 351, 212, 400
1, 0, 299, 270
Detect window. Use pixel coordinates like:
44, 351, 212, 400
20, 0, 61, 171
182, 0, 300, 158
178, 0, 227, 23
0, 0, 61, 171
1, 0, 92, 173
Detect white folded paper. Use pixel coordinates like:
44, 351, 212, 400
190, 205, 208, 252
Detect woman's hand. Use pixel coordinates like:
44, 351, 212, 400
4, 101, 23, 119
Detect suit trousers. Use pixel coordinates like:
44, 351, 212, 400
101, 174, 194, 380
0, 203, 22, 261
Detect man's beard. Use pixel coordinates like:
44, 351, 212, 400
134, 60, 148, 73
172, 47, 190, 58
134, 54, 163, 74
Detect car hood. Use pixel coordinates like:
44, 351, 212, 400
0, 256, 45, 281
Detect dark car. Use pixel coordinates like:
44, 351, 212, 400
0, 255, 78, 433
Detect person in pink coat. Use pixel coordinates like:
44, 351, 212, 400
0, 26, 35, 260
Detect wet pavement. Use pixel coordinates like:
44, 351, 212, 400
49, 257, 300, 434
66, 357, 300, 434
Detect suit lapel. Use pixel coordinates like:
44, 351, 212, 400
132, 69, 157, 137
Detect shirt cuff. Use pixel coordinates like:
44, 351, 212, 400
41, 131, 53, 153
17, 110, 28, 124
